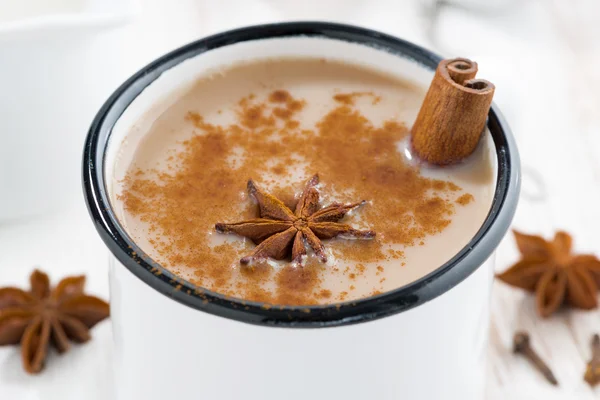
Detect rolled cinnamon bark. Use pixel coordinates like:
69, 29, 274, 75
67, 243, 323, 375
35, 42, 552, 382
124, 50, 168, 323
411, 58, 495, 165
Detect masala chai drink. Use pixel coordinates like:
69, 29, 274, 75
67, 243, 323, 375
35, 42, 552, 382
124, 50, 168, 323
83, 23, 520, 400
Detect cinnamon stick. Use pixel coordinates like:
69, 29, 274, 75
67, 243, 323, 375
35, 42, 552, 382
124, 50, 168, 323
411, 58, 495, 165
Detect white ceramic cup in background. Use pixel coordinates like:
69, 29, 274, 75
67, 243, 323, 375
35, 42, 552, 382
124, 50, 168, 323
0, 0, 136, 221
83, 23, 520, 400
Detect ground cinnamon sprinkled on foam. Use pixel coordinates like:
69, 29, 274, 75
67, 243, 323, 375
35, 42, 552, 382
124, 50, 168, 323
275, 262, 322, 305
333, 92, 381, 106
456, 193, 475, 206
120, 88, 472, 305
447, 182, 462, 191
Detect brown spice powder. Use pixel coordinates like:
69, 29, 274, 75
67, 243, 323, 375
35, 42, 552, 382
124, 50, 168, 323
120, 90, 468, 305
456, 193, 475, 206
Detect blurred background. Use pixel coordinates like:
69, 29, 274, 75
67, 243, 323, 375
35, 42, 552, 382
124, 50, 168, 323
1, 0, 599, 399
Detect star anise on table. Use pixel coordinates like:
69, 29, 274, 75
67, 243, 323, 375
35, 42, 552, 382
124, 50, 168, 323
497, 230, 600, 317
0, 269, 109, 374
215, 174, 375, 265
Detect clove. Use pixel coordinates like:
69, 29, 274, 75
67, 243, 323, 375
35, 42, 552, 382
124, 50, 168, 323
513, 331, 558, 386
584, 334, 600, 387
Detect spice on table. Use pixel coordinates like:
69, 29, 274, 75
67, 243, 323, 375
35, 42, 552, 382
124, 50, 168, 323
0, 269, 109, 374
513, 331, 559, 386
215, 174, 375, 265
584, 334, 600, 387
496, 230, 600, 317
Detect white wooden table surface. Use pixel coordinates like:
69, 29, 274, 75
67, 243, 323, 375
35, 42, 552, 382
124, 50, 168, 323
1, 0, 599, 398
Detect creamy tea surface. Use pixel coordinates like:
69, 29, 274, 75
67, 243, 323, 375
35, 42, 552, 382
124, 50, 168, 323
112, 58, 497, 305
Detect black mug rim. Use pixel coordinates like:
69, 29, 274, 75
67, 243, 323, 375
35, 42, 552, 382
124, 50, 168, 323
83, 21, 520, 328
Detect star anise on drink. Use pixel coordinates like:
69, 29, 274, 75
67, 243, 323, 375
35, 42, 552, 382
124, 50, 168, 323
497, 230, 600, 317
215, 174, 375, 265
0, 269, 109, 374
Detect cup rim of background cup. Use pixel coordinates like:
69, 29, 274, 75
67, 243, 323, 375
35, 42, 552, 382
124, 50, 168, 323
0, 0, 139, 39
82, 21, 521, 328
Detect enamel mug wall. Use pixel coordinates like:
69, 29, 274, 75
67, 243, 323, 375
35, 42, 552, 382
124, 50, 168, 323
83, 23, 520, 400
0, 0, 135, 221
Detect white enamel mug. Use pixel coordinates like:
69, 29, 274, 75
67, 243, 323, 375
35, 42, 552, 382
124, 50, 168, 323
83, 22, 520, 400
0, 0, 136, 221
